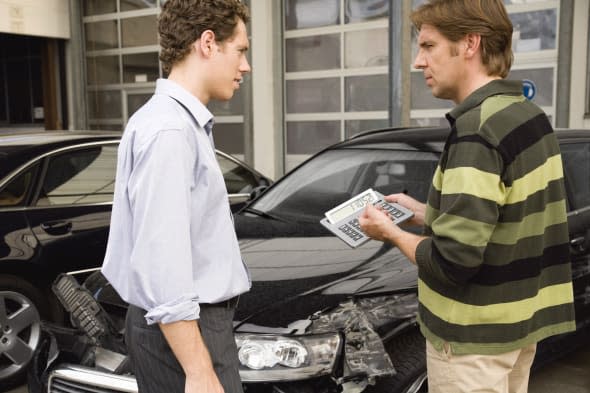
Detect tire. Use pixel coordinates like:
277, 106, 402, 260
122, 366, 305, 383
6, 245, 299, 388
0, 275, 45, 390
367, 329, 428, 393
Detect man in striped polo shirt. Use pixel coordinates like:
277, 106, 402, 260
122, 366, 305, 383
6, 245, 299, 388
359, 0, 576, 392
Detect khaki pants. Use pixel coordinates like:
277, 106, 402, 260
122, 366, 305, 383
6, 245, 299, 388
426, 341, 537, 393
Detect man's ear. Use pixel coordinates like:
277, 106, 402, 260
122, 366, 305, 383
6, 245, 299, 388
196, 29, 216, 57
463, 33, 482, 59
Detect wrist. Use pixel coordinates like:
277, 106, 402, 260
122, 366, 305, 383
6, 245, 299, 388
386, 225, 404, 245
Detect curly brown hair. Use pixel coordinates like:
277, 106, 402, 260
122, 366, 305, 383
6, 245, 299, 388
411, 0, 513, 78
158, 0, 250, 73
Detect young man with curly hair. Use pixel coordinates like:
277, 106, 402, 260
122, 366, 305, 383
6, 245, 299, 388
102, 1, 251, 392
359, 1, 575, 392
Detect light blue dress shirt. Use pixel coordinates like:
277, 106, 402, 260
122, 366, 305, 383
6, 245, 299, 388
102, 78, 251, 325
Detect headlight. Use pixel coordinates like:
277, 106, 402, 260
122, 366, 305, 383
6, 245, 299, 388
235, 332, 342, 382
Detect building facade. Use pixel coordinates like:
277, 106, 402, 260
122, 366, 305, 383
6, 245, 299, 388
1, 0, 589, 179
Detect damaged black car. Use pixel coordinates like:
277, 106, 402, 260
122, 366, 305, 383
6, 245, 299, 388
28, 127, 590, 393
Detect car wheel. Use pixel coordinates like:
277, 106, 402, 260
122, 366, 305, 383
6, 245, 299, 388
367, 329, 428, 393
0, 275, 43, 389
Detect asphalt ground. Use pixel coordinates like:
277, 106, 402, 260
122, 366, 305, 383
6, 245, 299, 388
7, 340, 590, 393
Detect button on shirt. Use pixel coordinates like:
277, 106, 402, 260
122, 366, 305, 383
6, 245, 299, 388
102, 78, 251, 325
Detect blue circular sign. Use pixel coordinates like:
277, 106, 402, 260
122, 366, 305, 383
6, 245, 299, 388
522, 79, 536, 100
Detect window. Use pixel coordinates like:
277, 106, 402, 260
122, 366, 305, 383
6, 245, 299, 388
83, 0, 116, 16
84, 20, 118, 51
283, 0, 390, 170
510, 9, 557, 52
212, 123, 245, 156
121, 15, 158, 48
121, 0, 157, 12
123, 53, 159, 83
286, 121, 340, 154
81, 0, 252, 157
86, 55, 120, 85
561, 142, 590, 210
0, 165, 38, 207
37, 145, 117, 206
88, 91, 122, 119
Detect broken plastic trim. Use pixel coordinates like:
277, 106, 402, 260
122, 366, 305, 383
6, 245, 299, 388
308, 294, 419, 381
52, 273, 125, 355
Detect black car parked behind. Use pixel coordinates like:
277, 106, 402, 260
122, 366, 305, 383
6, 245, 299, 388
0, 131, 271, 387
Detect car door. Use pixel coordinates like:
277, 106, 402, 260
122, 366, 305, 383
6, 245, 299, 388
0, 163, 41, 264
24, 141, 118, 275
560, 140, 590, 325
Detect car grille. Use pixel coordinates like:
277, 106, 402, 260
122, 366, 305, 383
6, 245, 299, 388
48, 365, 138, 393
50, 377, 124, 393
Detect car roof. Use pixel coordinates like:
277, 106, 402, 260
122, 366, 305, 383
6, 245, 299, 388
0, 131, 121, 180
333, 126, 590, 150
0, 130, 121, 148
554, 128, 590, 142
333, 127, 448, 152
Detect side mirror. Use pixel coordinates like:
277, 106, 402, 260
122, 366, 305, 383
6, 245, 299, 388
249, 185, 269, 201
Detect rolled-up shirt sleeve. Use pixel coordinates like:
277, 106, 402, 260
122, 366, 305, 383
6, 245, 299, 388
127, 128, 200, 324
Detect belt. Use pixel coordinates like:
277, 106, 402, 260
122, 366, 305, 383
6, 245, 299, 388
200, 295, 240, 309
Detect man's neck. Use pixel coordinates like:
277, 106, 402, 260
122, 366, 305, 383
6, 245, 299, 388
455, 72, 502, 105
168, 62, 209, 105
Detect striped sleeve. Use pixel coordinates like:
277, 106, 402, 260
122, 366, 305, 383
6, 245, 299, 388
416, 134, 505, 286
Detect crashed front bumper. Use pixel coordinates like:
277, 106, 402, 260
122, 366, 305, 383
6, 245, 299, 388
35, 275, 419, 393
41, 362, 341, 393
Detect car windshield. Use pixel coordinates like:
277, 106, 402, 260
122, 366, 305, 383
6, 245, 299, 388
249, 148, 440, 223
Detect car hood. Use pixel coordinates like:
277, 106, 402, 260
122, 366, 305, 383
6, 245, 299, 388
233, 215, 418, 328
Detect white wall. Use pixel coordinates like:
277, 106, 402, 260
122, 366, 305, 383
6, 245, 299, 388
569, 0, 590, 129
0, 0, 70, 39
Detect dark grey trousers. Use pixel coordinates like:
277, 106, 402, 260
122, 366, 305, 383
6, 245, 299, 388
125, 303, 244, 393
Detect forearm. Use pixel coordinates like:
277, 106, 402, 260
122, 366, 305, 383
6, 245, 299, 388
159, 320, 214, 378
386, 229, 427, 265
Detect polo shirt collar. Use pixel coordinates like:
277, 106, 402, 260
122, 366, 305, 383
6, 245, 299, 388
447, 79, 523, 123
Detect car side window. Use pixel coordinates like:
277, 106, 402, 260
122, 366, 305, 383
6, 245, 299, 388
0, 164, 39, 207
561, 142, 590, 210
36, 145, 118, 206
217, 153, 260, 194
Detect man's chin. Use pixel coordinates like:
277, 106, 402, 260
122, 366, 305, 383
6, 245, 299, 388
211, 91, 236, 102
431, 89, 451, 101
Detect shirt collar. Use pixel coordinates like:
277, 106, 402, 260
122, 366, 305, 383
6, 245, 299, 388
447, 79, 523, 124
155, 78, 214, 134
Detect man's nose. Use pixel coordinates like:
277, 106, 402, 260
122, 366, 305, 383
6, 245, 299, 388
413, 51, 426, 69
241, 57, 251, 73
